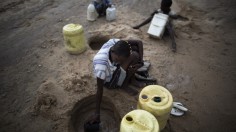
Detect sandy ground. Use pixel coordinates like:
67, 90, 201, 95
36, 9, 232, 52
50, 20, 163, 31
0, 0, 236, 132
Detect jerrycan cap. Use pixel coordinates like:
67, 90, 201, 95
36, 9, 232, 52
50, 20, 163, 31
63, 23, 83, 32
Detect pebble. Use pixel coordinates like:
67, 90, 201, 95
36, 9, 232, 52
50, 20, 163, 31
58, 19, 63, 22
41, 45, 46, 49
1, 93, 7, 98
166, 83, 175, 90
25, 99, 31, 103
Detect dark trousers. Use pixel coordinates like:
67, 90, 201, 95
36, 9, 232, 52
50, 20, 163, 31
93, 1, 109, 16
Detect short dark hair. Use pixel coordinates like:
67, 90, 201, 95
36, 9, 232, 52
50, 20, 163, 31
111, 40, 131, 57
161, 0, 172, 8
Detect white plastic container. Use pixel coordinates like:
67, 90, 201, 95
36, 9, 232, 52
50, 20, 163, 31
87, 3, 98, 21
147, 13, 169, 39
106, 5, 116, 21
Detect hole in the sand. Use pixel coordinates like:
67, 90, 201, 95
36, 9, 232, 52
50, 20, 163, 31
126, 116, 133, 122
69, 95, 121, 132
88, 35, 110, 50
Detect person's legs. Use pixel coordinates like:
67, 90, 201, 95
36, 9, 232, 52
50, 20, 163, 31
166, 21, 177, 52
121, 51, 145, 90
121, 51, 140, 71
100, 4, 107, 16
133, 10, 158, 29
133, 16, 153, 29
94, 2, 106, 16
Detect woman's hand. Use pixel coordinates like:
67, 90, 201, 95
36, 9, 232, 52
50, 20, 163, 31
128, 63, 142, 74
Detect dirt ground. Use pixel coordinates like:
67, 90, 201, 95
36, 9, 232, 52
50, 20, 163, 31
0, 0, 236, 132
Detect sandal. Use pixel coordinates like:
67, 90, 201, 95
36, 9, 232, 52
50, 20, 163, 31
173, 102, 188, 112
171, 107, 184, 116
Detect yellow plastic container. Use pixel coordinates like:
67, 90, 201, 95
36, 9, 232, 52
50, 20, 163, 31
63, 23, 87, 54
137, 85, 173, 130
120, 109, 159, 132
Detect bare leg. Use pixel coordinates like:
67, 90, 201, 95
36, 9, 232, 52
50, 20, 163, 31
121, 51, 140, 70
133, 16, 153, 29
166, 21, 177, 52
133, 11, 157, 29
121, 51, 139, 85
94, 2, 107, 16
120, 52, 145, 94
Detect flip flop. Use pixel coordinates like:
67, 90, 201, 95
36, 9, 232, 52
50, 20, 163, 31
136, 71, 149, 78
135, 74, 157, 82
137, 67, 148, 72
171, 107, 184, 116
173, 102, 188, 112
143, 61, 151, 68
137, 62, 151, 72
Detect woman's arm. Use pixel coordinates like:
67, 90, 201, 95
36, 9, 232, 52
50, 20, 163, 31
88, 77, 104, 124
89, 77, 104, 123
95, 77, 104, 117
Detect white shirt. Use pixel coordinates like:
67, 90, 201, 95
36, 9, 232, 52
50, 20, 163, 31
157, 9, 177, 17
93, 39, 120, 82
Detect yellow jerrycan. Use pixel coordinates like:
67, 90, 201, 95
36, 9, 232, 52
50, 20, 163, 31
63, 23, 87, 54
137, 85, 173, 130
120, 109, 160, 132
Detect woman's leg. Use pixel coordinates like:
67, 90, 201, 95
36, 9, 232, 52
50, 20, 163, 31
166, 21, 176, 52
133, 16, 153, 29
121, 51, 145, 90
94, 2, 105, 16
121, 51, 140, 71
133, 10, 157, 29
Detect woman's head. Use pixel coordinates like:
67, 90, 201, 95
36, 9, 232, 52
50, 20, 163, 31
161, 0, 172, 14
110, 40, 131, 64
